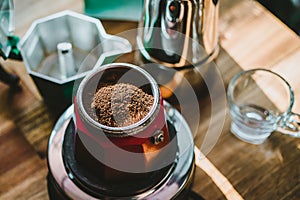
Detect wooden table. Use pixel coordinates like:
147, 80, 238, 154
0, 0, 300, 199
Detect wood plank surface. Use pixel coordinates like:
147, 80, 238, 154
220, 0, 300, 113
0, 0, 299, 199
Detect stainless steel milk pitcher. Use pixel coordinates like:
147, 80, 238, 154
137, 0, 219, 69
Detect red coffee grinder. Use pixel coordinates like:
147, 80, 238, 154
47, 63, 195, 199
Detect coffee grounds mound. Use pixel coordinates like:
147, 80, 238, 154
91, 83, 154, 127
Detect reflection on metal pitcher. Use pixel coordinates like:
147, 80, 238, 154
137, 0, 219, 69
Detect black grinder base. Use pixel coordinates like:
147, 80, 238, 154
47, 102, 195, 199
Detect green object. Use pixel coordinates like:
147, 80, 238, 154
7, 35, 21, 58
84, 0, 143, 21
0, 0, 15, 59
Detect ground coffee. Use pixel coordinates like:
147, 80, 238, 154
91, 83, 154, 127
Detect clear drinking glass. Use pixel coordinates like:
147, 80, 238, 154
227, 68, 300, 144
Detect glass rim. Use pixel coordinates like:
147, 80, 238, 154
227, 68, 295, 115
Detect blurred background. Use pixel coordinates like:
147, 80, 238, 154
83, 0, 300, 36
257, 0, 300, 35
